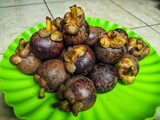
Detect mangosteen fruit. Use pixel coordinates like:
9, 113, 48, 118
9, 39, 41, 74
53, 75, 96, 116
34, 59, 70, 98
64, 45, 96, 75
126, 37, 150, 60
89, 63, 118, 93
117, 54, 139, 84
29, 16, 64, 61
63, 4, 89, 45
94, 41, 127, 64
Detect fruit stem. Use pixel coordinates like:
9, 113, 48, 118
39, 87, 45, 98
46, 16, 52, 31
18, 39, 25, 51
72, 102, 83, 117
53, 100, 71, 112
70, 5, 77, 21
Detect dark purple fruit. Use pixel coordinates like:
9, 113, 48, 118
9, 39, 41, 74
29, 32, 64, 61
94, 42, 127, 64
117, 54, 139, 84
54, 75, 96, 116
84, 26, 99, 47
34, 59, 69, 98
89, 63, 118, 93
64, 45, 96, 75
30, 17, 64, 61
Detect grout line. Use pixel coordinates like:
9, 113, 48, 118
43, 0, 54, 19
0, 52, 4, 55
109, 0, 160, 35
130, 26, 148, 30
43, 0, 66, 4
0, 2, 44, 8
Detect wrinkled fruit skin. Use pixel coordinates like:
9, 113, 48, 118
63, 22, 89, 45
94, 42, 127, 64
89, 63, 118, 93
55, 75, 96, 116
30, 32, 64, 61
34, 59, 68, 92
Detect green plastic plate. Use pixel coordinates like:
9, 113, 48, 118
0, 17, 160, 120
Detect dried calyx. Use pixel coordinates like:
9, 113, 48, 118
38, 16, 63, 41
9, 39, 41, 74
53, 75, 96, 116
117, 54, 139, 84
100, 28, 128, 49
63, 4, 89, 45
126, 37, 150, 60
64, 45, 95, 75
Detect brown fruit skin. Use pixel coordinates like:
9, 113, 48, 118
94, 42, 127, 64
17, 53, 42, 74
63, 22, 89, 45
74, 46, 96, 75
56, 75, 96, 116
89, 63, 118, 93
65, 76, 96, 109
29, 32, 64, 61
64, 45, 96, 75
84, 26, 99, 47
9, 39, 42, 75
34, 59, 68, 92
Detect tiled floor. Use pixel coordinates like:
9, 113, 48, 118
0, 0, 160, 119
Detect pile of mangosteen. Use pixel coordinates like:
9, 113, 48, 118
9, 4, 150, 116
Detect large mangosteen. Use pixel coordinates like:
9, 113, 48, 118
29, 17, 64, 61
34, 59, 70, 98
54, 75, 96, 116
64, 45, 96, 75
63, 4, 89, 45
89, 63, 118, 93
94, 28, 128, 64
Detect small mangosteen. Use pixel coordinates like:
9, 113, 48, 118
9, 39, 41, 74
84, 26, 99, 47
63, 4, 89, 45
64, 45, 96, 75
117, 54, 139, 84
29, 16, 64, 61
126, 37, 150, 60
53, 75, 96, 116
34, 59, 70, 98
89, 63, 118, 93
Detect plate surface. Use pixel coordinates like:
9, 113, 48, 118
0, 17, 160, 120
